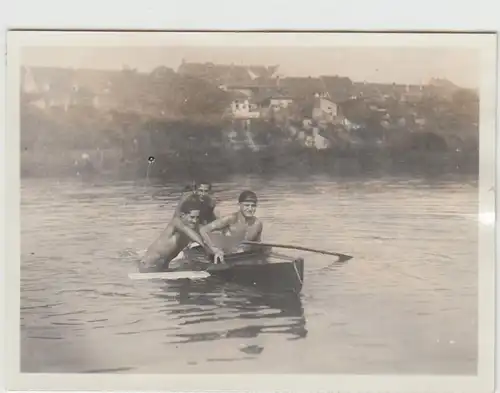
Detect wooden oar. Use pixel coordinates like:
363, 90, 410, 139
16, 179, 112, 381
242, 241, 353, 262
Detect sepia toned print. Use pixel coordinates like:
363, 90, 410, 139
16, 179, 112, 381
4, 31, 496, 393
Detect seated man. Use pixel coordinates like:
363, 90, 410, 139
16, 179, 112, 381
200, 190, 263, 254
139, 199, 224, 272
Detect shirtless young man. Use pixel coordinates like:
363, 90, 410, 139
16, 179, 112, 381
199, 190, 263, 254
173, 180, 219, 226
139, 199, 224, 273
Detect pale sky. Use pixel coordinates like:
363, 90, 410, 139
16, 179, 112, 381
21, 46, 480, 88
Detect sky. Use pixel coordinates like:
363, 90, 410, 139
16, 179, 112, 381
21, 45, 480, 88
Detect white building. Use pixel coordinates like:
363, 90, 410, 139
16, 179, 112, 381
269, 97, 294, 109
229, 99, 260, 119
312, 94, 338, 123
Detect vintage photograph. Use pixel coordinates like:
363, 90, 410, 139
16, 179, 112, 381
4, 31, 496, 391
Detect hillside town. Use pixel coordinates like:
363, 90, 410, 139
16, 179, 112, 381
20, 61, 480, 179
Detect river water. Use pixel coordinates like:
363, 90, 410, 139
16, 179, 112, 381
20, 175, 478, 374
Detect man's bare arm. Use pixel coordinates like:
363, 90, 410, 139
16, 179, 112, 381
171, 217, 217, 254
172, 217, 203, 242
199, 215, 234, 250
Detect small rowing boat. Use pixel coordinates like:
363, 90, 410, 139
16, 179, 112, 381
129, 245, 305, 294
129, 234, 352, 294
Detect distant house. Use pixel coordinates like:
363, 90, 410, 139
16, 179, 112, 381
312, 94, 338, 123
257, 95, 294, 110
280, 77, 325, 99
278, 75, 355, 104
269, 96, 294, 109
149, 66, 175, 79
21, 66, 74, 110
401, 85, 424, 104
320, 75, 353, 103
20, 66, 116, 111
301, 127, 330, 150
222, 85, 255, 98
228, 96, 260, 119
425, 77, 458, 99
351, 81, 424, 101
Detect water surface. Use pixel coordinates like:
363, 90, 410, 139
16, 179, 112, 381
20, 175, 478, 374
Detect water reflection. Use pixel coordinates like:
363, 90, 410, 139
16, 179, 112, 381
153, 278, 307, 346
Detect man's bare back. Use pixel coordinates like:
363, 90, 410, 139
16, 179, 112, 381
139, 220, 193, 272
139, 200, 223, 272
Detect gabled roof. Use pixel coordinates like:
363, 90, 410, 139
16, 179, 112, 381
177, 62, 279, 84
229, 91, 251, 100
320, 76, 353, 102
279, 77, 326, 99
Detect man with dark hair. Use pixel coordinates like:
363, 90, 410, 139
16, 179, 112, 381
200, 190, 263, 253
139, 199, 224, 272
173, 180, 218, 226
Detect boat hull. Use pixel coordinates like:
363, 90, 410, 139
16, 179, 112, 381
209, 257, 304, 294
183, 247, 305, 294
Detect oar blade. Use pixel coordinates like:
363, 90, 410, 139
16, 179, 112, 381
336, 254, 353, 263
